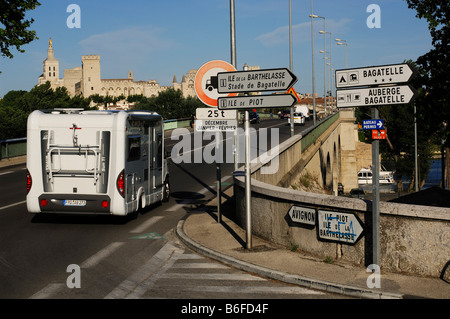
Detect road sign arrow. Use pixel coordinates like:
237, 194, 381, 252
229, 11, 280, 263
377, 121, 383, 128
335, 63, 416, 88
317, 210, 365, 245
336, 84, 416, 108
218, 94, 297, 110
217, 68, 297, 93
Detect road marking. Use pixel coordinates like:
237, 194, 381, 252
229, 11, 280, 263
152, 285, 324, 295
171, 262, 229, 269
129, 215, 164, 233
0, 171, 13, 176
29, 283, 66, 299
160, 273, 266, 281
104, 242, 183, 299
81, 242, 125, 269
0, 200, 26, 211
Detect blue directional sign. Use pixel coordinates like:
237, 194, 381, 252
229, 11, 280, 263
362, 119, 384, 130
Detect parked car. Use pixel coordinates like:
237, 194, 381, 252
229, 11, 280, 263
349, 188, 365, 199
249, 112, 260, 124
279, 110, 290, 119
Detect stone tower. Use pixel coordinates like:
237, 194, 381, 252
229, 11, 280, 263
81, 55, 101, 96
39, 38, 61, 90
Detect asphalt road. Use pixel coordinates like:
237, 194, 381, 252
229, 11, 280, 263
0, 117, 331, 299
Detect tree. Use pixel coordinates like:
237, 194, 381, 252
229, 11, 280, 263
405, 0, 450, 188
0, 82, 92, 140
0, 0, 41, 73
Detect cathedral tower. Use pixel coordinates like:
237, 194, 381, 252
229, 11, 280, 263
39, 38, 61, 90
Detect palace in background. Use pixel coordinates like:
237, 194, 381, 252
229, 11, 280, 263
38, 39, 197, 103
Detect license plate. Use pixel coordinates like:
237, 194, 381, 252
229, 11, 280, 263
63, 199, 87, 207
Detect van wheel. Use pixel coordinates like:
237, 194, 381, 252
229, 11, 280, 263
162, 178, 170, 202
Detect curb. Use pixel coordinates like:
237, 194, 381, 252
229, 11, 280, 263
176, 218, 404, 299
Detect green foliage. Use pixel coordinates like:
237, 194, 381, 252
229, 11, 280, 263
133, 88, 204, 119
0, 84, 204, 141
0, 82, 91, 140
0, 0, 41, 69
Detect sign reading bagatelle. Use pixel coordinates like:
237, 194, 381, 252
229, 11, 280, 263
336, 84, 415, 108
335, 63, 415, 88
216, 68, 297, 94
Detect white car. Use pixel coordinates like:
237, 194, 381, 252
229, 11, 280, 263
292, 112, 305, 125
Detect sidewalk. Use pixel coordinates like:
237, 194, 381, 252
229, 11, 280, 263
176, 185, 450, 299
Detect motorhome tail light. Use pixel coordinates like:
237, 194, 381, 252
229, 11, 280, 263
101, 200, 109, 208
40, 199, 48, 207
116, 170, 125, 198
26, 169, 32, 194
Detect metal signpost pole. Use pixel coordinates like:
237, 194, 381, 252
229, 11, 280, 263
289, 0, 294, 137
372, 106, 380, 266
245, 109, 252, 249
229, 0, 239, 172
216, 131, 222, 223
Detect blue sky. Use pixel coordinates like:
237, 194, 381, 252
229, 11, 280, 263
0, 0, 432, 98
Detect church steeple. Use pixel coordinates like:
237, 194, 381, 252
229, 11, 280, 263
43, 37, 59, 80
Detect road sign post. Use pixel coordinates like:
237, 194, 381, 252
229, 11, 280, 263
335, 62, 416, 266
202, 63, 298, 250
194, 61, 239, 224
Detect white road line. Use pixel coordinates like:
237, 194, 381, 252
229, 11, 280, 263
0, 200, 26, 211
152, 285, 324, 295
0, 171, 13, 176
29, 283, 66, 299
80, 242, 125, 269
129, 216, 164, 234
160, 273, 267, 281
104, 242, 184, 299
171, 263, 229, 269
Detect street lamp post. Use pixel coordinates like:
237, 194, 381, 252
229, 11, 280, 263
336, 39, 348, 68
310, 0, 325, 125
319, 30, 332, 115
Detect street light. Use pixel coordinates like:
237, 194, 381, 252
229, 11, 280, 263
319, 30, 333, 115
309, 12, 325, 124
319, 51, 328, 113
335, 39, 348, 68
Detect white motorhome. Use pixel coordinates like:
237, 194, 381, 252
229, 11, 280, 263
26, 109, 170, 216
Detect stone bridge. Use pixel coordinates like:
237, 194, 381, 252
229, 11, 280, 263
233, 109, 450, 279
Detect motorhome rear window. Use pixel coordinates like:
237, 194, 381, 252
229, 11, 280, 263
127, 136, 141, 161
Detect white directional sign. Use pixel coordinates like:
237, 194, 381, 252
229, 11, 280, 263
195, 119, 237, 132
218, 94, 297, 110
317, 210, 364, 244
288, 206, 316, 226
336, 84, 415, 108
335, 63, 415, 88
196, 108, 236, 120
216, 68, 297, 94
